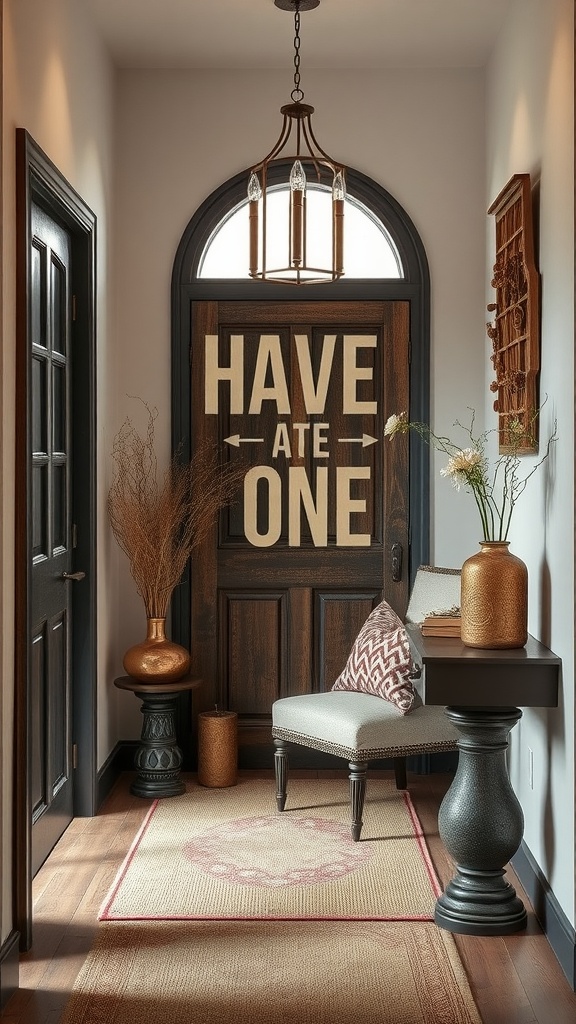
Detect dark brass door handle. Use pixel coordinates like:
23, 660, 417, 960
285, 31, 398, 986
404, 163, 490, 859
391, 543, 403, 583
61, 571, 86, 581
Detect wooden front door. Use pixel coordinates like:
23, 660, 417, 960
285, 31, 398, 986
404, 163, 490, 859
190, 300, 409, 764
29, 201, 76, 873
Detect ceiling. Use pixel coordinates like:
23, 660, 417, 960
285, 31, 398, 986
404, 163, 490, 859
86, 0, 514, 71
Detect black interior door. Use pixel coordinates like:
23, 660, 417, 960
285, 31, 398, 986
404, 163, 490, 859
29, 201, 76, 874
16, 130, 98, 951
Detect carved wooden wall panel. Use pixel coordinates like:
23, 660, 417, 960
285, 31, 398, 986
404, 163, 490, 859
487, 173, 540, 453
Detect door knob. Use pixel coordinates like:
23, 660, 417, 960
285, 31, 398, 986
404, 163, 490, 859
61, 571, 86, 581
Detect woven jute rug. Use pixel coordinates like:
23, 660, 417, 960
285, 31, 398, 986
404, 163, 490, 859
61, 919, 483, 1024
99, 778, 442, 922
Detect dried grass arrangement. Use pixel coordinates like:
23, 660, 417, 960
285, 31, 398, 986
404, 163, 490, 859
108, 403, 243, 619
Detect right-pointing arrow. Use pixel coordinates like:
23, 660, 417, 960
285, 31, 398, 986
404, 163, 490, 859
337, 434, 378, 448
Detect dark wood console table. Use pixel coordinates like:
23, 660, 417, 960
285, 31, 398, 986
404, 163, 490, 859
114, 675, 201, 798
406, 625, 561, 936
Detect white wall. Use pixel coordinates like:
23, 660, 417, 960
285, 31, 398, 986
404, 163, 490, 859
486, 0, 574, 924
1, 0, 115, 941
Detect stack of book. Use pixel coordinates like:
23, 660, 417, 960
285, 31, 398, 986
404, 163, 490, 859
420, 610, 461, 638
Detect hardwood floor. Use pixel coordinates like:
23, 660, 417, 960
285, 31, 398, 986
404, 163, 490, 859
409, 774, 576, 1024
2, 770, 575, 1024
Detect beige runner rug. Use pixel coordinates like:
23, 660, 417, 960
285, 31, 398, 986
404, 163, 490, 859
61, 919, 483, 1024
99, 778, 441, 921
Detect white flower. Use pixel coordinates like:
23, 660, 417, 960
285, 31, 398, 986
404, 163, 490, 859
384, 412, 407, 437
440, 448, 485, 490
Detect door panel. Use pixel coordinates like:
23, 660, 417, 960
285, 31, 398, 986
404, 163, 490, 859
316, 591, 381, 693
220, 591, 287, 713
30, 202, 74, 874
191, 300, 409, 765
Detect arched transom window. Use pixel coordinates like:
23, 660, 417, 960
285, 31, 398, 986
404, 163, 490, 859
198, 185, 404, 280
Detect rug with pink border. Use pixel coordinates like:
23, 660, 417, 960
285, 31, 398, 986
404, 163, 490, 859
99, 777, 442, 922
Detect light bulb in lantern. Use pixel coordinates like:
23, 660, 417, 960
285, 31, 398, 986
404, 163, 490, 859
289, 160, 306, 269
248, 172, 262, 202
290, 160, 307, 193
332, 170, 345, 278
248, 172, 262, 277
332, 170, 346, 201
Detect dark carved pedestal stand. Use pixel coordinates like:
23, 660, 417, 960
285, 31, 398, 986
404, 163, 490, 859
406, 625, 560, 936
114, 675, 201, 798
435, 706, 526, 935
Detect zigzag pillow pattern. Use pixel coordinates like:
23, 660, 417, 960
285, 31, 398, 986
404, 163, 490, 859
331, 601, 416, 713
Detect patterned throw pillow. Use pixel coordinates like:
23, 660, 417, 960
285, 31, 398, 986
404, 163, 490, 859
331, 601, 416, 713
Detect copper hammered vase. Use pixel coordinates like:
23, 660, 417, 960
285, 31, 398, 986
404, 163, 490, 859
460, 541, 528, 649
122, 617, 191, 682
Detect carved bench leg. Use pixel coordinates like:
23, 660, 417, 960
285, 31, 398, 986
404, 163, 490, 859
393, 756, 407, 790
349, 761, 368, 842
274, 738, 289, 811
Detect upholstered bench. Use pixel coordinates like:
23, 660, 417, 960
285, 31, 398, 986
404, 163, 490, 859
272, 690, 458, 840
272, 566, 461, 841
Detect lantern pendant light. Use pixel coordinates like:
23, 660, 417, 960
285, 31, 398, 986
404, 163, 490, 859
248, 0, 346, 284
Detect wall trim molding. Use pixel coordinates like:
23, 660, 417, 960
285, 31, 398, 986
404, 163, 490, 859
512, 841, 576, 990
0, 930, 20, 1009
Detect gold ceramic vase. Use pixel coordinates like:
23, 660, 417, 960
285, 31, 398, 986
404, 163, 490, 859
123, 617, 191, 682
460, 541, 528, 649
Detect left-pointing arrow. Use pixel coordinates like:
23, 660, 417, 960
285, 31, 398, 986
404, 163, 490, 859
224, 434, 265, 447
337, 434, 378, 448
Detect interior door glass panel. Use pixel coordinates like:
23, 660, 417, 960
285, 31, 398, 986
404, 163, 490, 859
31, 240, 47, 349
52, 463, 67, 553
51, 256, 66, 355
32, 355, 47, 454
52, 364, 66, 453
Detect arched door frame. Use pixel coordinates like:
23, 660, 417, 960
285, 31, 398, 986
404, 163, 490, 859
171, 163, 430, 655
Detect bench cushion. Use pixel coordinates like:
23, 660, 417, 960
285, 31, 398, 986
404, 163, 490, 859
272, 691, 458, 761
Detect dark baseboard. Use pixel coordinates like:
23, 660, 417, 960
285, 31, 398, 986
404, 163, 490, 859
512, 840, 576, 990
0, 929, 20, 1008
97, 740, 138, 808
100, 741, 456, 793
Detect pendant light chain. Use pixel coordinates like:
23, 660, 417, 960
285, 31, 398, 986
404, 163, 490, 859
248, 0, 346, 284
291, 4, 304, 103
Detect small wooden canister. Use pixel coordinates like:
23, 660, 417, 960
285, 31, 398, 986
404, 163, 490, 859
197, 710, 238, 787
